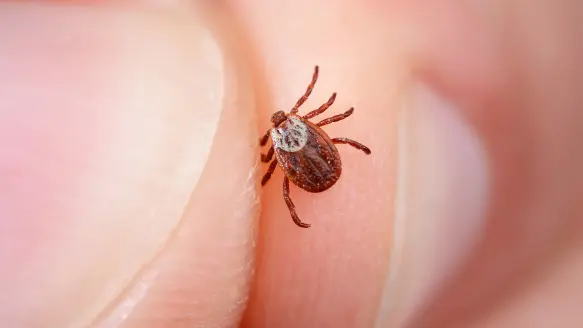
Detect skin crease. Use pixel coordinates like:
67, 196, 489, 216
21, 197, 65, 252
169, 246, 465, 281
0, 1, 581, 328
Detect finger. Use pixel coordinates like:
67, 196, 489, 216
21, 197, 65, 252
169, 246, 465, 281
0, 3, 256, 327
229, 1, 399, 327
231, 1, 583, 328
375, 0, 583, 327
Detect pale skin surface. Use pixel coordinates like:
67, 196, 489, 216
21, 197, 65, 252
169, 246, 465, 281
0, 1, 582, 328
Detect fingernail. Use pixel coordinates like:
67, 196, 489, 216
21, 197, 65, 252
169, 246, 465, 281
376, 83, 489, 327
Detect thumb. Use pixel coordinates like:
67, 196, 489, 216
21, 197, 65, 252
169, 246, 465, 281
0, 3, 257, 327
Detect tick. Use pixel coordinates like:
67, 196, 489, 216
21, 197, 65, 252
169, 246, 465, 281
259, 65, 371, 228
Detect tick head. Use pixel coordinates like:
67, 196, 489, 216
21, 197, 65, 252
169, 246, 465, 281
271, 110, 287, 127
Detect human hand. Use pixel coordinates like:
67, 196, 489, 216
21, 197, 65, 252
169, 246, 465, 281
0, 1, 581, 327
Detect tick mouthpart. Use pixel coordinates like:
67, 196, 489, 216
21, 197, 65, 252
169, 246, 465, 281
271, 110, 287, 126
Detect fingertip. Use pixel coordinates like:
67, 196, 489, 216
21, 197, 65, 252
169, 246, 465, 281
0, 3, 250, 327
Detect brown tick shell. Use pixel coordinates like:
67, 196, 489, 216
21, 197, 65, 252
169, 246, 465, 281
273, 115, 342, 193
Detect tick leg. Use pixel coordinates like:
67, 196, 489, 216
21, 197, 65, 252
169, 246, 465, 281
259, 129, 271, 146
283, 177, 311, 228
290, 66, 319, 114
261, 159, 278, 186
332, 137, 371, 155
261, 146, 274, 163
316, 107, 354, 127
304, 93, 336, 119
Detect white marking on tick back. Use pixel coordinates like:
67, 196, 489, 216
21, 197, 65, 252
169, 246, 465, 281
271, 116, 309, 152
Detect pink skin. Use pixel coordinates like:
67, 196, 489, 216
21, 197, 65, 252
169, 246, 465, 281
1, 1, 582, 328
0, 16, 112, 324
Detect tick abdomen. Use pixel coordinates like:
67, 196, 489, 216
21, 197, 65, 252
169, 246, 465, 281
274, 117, 342, 193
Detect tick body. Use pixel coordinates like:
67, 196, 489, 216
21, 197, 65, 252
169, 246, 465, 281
260, 66, 371, 228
